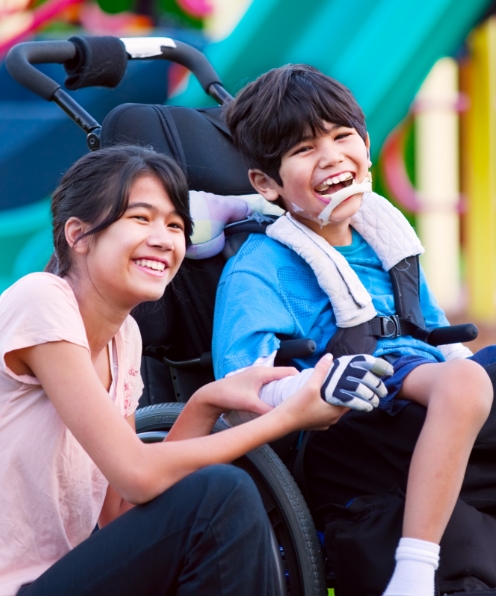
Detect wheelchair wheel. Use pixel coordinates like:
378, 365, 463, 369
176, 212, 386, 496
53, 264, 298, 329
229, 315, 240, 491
135, 402, 326, 596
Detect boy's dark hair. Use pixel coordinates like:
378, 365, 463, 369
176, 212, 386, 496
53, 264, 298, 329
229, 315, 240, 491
45, 145, 193, 277
225, 64, 367, 187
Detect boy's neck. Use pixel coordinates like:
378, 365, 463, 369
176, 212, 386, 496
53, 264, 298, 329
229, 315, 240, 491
293, 214, 353, 247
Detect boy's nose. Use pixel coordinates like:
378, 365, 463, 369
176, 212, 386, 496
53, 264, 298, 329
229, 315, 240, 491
319, 139, 343, 167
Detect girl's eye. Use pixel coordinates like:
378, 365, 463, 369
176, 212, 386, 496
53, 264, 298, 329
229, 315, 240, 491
294, 145, 312, 155
131, 213, 149, 222
168, 221, 184, 231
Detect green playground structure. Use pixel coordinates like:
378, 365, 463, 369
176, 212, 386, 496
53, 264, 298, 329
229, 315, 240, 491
1, 0, 492, 292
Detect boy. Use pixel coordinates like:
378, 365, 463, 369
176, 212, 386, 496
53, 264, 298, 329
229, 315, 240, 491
212, 64, 494, 596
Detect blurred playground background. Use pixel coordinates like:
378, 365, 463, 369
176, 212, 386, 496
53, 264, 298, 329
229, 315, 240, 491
2, 0, 496, 349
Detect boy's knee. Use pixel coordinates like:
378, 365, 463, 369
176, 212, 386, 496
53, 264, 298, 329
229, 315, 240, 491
438, 360, 493, 423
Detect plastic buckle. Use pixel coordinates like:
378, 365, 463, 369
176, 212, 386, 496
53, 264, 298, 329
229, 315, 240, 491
379, 315, 400, 338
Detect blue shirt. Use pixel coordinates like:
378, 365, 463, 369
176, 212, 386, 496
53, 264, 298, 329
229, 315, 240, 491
213, 229, 449, 379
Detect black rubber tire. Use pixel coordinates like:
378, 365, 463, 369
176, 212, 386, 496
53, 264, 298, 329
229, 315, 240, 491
135, 402, 326, 596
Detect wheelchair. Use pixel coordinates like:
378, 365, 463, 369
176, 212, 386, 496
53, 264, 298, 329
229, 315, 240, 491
8, 35, 483, 595
6, 35, 329, 595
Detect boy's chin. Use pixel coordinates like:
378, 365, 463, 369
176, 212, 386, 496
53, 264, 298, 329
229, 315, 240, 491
325, 193, 363, 223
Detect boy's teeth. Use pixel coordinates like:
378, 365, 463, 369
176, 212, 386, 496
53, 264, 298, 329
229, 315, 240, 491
135, 259, 165, 271
315, 172, 354, 192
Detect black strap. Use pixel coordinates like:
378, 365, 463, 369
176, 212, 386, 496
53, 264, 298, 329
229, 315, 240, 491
325, 256, 430, 358
368, 315, 430, 342
389, 256, 426, 328
197, 109, 232, 137
155, 106, 188, 174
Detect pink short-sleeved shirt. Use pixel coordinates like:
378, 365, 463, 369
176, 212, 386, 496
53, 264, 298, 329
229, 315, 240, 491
0, 273, 144, 596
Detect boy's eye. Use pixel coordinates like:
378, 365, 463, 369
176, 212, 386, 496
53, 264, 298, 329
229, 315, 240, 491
168, 221, 184, 231
334, 129, 354, 140
132, 214, 149, 222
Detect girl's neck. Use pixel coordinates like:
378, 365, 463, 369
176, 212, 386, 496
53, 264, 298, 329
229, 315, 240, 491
64, 273, 130, 356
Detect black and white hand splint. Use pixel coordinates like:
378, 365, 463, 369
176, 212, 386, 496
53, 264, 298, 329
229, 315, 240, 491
321, 354, 394, 412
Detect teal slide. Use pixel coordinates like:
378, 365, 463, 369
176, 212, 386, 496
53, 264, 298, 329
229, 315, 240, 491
175, 0, 491, 154
1, 0, 492, 291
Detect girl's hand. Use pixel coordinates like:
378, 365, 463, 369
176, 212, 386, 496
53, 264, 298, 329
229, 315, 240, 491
167, 366, 298, 442
278, 354, 350, 431
195, 365, 299, 418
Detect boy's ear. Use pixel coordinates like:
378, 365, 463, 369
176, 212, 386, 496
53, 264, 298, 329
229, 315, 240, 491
366, 134, 372, 168
248, 169, 281, 202
65, 217, 91, 254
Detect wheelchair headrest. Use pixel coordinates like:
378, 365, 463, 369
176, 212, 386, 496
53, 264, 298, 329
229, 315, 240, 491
101, 103, 253, 195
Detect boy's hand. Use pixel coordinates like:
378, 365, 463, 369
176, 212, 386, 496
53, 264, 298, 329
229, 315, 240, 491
322, 354, 393, 412
277, 354, 350, 431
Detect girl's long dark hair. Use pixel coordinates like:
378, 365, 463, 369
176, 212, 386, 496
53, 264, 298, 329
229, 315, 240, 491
45, 145, 193, 277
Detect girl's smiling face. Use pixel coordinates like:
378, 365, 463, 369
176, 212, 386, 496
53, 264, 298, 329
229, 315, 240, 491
72, 175, 186, 310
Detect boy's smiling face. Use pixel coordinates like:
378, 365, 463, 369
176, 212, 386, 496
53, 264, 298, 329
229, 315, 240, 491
249, 122, 371, 239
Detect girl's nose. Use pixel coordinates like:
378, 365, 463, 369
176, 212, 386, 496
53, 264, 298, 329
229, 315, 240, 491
147, 228, 174, 251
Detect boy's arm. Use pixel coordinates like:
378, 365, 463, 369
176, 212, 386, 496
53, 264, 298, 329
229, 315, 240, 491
212, 263, 296, 379
231, 354, 393, 413
213, 245, 391, 411
419, 266, 472, 359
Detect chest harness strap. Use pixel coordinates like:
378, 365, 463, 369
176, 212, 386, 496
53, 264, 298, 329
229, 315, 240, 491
325, 256, 475, 358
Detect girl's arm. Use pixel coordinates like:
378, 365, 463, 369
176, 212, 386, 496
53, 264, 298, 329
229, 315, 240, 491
13, 341, 344, 505
98, 414, 136, 527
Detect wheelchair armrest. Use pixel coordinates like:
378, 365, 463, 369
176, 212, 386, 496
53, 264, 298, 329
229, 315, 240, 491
145, 338, 317, 370
274, 339, 317, 365
426, 323, 478, 346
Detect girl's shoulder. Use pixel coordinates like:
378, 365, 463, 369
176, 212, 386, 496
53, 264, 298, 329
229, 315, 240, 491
0, 272, 87, 351
1, 272, 75, 306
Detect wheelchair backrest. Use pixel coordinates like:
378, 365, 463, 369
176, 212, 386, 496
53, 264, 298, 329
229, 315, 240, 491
101, 103, 253, 194
100, 102, 259, 404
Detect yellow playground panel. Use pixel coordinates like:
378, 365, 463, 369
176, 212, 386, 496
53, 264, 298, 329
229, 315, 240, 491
462, 17, 496, 322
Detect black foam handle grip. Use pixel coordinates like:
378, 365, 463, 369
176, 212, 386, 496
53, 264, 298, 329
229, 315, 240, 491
64, 36, 128, 90
427, 323, 479, 346
6, 40, 76, 101
275, 339, 317, 364
159, 40, 222, 93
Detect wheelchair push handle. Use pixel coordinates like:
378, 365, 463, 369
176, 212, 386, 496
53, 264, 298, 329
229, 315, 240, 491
7, 36, 230, 106
6, 40, 76, 101
6, 39, 103, 145
121, 38, 231, 104
6, 36, 231, 149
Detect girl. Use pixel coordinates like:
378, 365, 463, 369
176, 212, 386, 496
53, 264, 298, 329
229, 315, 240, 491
0, 145, 344, 596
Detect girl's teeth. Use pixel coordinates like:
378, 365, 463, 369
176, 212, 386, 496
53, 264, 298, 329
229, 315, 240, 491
135, 259, 165, 271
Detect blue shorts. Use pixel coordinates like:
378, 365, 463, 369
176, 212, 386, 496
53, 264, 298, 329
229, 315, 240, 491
379, 355, 434, 414
379, 345, 496, 415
